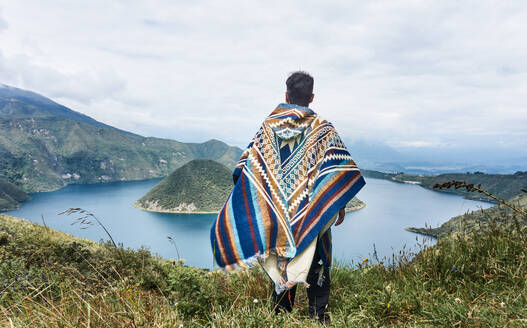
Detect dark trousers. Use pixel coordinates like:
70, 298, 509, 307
271, 245, 330, 319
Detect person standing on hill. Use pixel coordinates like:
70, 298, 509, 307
210, 71, 365, 324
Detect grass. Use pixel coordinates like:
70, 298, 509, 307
136, 159, 233, 213
1, 204, 527, 327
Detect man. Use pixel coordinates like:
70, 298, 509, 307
211, 71, 365, 323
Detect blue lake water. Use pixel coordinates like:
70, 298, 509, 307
4, 177, 492, 268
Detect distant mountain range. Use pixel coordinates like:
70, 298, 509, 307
0, 84, 243, 198
135, 159, 233, 213
347, 139, 527, 175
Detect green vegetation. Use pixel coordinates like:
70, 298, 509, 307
135, 159, 233, 213
135, 161, 365, 213
0, 85, 242, 194
0, 179, 30, 211
362, 169, 399, 180
2, 196, 527, 327
408, 193, 527, 238
362, 169, 527, 202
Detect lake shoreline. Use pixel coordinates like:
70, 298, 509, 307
133, 201, 219, 214
134, 200, 367, 215
5, 177, 492, 269
345, 202, 366, 212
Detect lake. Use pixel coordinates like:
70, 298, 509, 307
4, 177, 492, 268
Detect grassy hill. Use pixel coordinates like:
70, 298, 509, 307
1, 207, 526, 326
135, 159, 233, 213
0, 84, 242, 200
0, 179, 30, 211
135, 159, 366, 214
363, 169, 527, 202
407, 193, 527, 238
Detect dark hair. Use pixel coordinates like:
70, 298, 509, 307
286, 71, 314, 106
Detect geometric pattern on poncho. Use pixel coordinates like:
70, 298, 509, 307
211, 103, 365, 271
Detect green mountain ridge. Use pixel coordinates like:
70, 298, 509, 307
0, 179, 30, 211
407, 193, 527, 238
0, 84, 243, 210
135, 159, 233, 213
362, 169, 527, 202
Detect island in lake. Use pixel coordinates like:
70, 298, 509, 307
135, 158, 366, 214
134, 159, 233, 213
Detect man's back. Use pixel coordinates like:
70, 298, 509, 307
210, 71, 365, 322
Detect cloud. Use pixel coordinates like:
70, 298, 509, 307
0, 0, 525, 153
396, 141, 445, 148
0, 50, 126, 104
0, 10, 7, 32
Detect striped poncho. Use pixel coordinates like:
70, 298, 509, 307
211, 103, 365, 281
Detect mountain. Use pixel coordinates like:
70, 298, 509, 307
407, 193, 527, 238
362, 170, 527, 202
346, 139, 527, 175
0, 83, 116, 130
0, 179, 30, 211
0, 84, 243, 194
135, 159, 232, 213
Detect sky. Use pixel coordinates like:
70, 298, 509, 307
0, 1, 526, 155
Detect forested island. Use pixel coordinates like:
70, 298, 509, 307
135, 158, 366, 214
134, 159, 233, 213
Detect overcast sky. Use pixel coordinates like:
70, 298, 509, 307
0, 1, 526, 151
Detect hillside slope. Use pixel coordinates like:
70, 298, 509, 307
0, 179, 30, 211
2, 209, 526, 326
0, 84, 242, 194
407, 193, 527, 238
135, 159, 233, 213
363, 169, 527, 202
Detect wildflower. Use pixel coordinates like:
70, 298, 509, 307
387, 303, 390, 309
500, 302, 505, 307
385, 285, 392, 293
454, 298, 462, 304
253, 298, 259, 304
361, 257, 369, 264
178, 259, 186, 265
451, 265, 457, 272
491, 293, 496, 297
179, 324, 184, 328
